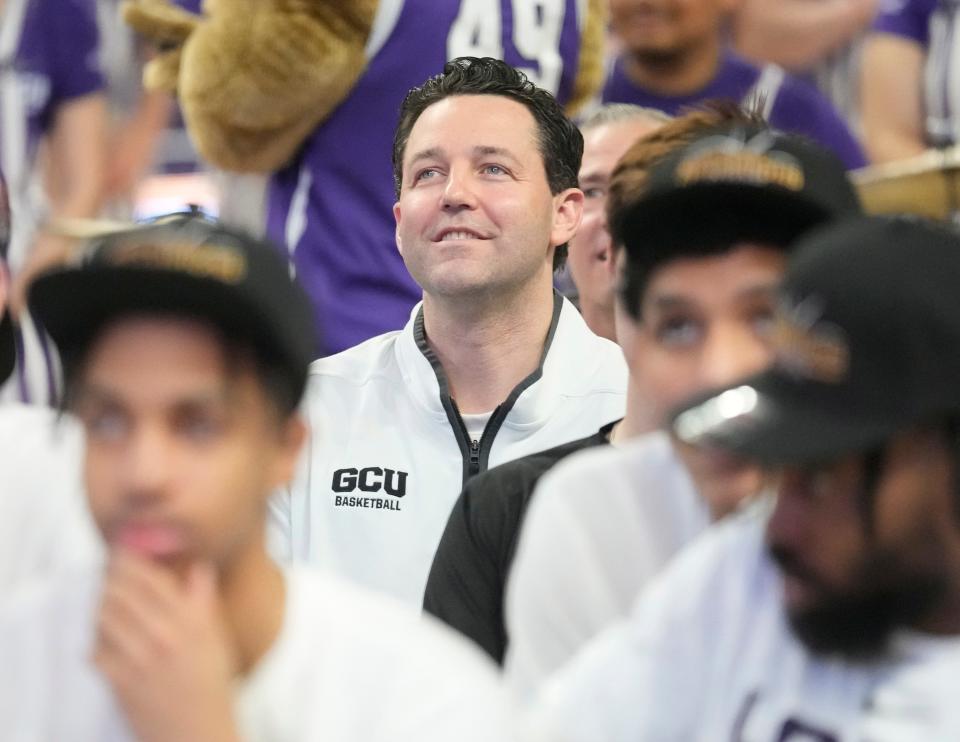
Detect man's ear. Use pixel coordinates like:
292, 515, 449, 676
271, 414, 308, 491
550, 187, 585, 249
393, 202, 404, 256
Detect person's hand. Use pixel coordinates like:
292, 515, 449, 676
93, 551, 241, 742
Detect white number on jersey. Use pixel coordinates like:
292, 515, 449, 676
447, 0, 566, 95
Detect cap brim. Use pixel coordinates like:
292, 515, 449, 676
619, 182, 836, 257
671, 371, 901, 466
30, 267, 276, 362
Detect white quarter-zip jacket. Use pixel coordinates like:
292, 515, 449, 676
269, 294, 628, 606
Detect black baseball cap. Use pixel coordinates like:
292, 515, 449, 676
672, 215, 960, 465
611, 122, 862, 288
29, 211, 317, 408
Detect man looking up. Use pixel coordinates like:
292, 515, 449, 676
0, 212, 513, 741
270, 57, 627, 606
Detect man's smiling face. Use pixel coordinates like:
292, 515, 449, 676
393, 94, 578, 300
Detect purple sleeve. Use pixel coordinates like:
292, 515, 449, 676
50, 0, 104, 102
872, 0, 936, 46
769, 76, 868, 169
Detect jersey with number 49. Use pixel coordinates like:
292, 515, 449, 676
266, 0, 601, 356
528, 501, 960, 742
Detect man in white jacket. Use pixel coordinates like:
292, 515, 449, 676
270, 57, 627, 606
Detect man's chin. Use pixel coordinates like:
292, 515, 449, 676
787, 603, 893, 662
106, 543, 197, 581
631, 45, 686, 69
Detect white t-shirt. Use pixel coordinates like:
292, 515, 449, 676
503, 432, 709, 700
527, 502, 960, 741
0, 404, 101, 592
461, 411, 493, 443
0, 565, 517, 742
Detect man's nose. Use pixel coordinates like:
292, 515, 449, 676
118, 425, 173, 500
699, 323, 771, 391
441, 166, 478, 210
766, 468, 811, 552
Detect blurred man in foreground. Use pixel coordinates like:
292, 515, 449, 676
0, 213, 512, 741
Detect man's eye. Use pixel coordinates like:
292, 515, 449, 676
750, 309, 775, 337
84, 410, 129, 441
415, 168, 439, 181
583, 186, 606, 200
482, 164, 507, 176
175, 411, 224, 441
655, 317, 702, 347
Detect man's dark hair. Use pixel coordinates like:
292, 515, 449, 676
392, 57, 583, 270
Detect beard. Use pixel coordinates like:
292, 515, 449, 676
770, 545, 949, 661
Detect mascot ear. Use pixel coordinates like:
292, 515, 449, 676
124, 0, 379, 174
122, 0, 201, 93
123, 0, 200, 42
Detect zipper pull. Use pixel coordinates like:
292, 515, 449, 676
469, 439, 481, 476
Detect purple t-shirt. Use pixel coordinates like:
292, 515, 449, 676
873, 0, 937, 44
602, 51, 867, 170
14, 0, 103, 160
267, 0, 585, 356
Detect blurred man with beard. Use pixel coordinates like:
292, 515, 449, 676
529, 216, 960, 741
504, 119, 862, 699
0, 212, 513, 742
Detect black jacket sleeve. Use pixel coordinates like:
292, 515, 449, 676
422, 427, 614, 663
422, 473, 512, 663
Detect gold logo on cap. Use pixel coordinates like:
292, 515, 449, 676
771, 296, 849, 383
675, 129, 805, 191
108, 241, 247, 283
677, 151, 805, 191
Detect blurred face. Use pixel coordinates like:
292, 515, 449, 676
393, 95, 582, 301
767, 428, 958, 659
74, 317, 305, 574
570, 117, 663, 322
622, 244, 786, 515
609, 0, 735, 59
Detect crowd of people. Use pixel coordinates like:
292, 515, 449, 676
4, 1, 960, 740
